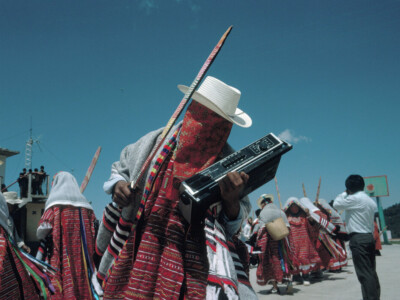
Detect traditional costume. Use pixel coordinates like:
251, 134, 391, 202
283, 197, 321, 276
315, 198, 348, 270
299, 197, 333, 273
256, 202, 298, 294
373, 221, 382, 256
99, 76, 256, 299
1, 192, 53, 299
36, 171, 100, 299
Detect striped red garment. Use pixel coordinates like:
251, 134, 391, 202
256, 227, 295, 285
103, 100, 234, 299
39, 206, 96, 299
287, 215, 321, 275
0, 227, 41, 300
314, 210, 333, 269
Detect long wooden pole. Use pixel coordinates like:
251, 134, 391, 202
302, 183, 307, 197
80, 146, 102, 193
1, 179, 19, 192
274, 177, 283, 209
315, 176, 321, 203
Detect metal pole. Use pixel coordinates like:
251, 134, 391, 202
376, 196, 389, 244
27, 174, 32, 202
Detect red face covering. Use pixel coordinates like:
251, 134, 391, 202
168, 100, 233, 198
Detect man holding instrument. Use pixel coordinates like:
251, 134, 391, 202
97, 76, 257, 299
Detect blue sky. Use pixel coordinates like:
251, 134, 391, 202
1, 0, 399, 219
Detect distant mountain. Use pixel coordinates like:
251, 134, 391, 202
378, 203, 400, 238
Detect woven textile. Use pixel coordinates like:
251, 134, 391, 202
286, 213, 321, 275
102, 127, 181, 299
313, 210, 333, 269
96, 125, 181, 282
327, 237, 348, 270
204, 209, 255, 299
256, 227, 284, 284
0, 227, 40, 300
38, 206, 97, 299
256, 227, 298, 285
313, 201, 348, 270
232, 235, 251, 278
103, 100, 256, 299
0, 192, 13, 237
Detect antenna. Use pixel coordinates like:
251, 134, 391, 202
24, 117, 42, 169
25, 118, 33, 169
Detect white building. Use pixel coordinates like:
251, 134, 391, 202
0, 147, 19, 187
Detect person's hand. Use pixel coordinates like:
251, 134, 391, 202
113, 181, 136, 207
21, 244, 31, 253
304, 208, 310, 216
219, 171, 249, 220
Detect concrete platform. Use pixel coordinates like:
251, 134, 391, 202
250, 244, 398, 299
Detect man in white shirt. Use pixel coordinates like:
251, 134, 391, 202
334, 175, 380, 300
242, 217, 253, 240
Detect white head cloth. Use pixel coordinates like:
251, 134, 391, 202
259, 203, 281, 224
299, 197, 320, 213
283, 197, 304, 212
0, 191, 13, 237
318, 198, 344, 226
45, 171, 93, 211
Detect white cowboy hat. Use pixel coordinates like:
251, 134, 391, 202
257, 194, 274, 208
178, 76, 252, 128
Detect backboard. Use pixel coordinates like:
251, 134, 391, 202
363, 175, 389, 197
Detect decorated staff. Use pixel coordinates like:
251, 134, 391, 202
130, 26, 233, 193
80, 146, 102, 193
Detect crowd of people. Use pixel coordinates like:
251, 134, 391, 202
241, 174, 381, 299
242, 194, 349, 295
16, 166, 47, 198
0, 77, 381, 299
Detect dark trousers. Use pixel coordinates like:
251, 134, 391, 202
350, 233, 380, 300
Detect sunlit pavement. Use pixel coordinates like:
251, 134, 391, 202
250, 244, 399, 299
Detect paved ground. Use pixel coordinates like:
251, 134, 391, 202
250, 244, 399, 299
